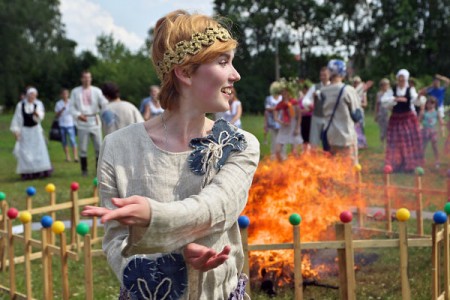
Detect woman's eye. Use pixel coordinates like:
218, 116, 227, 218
219, 60, 228, 66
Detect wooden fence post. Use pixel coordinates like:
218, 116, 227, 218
70, 182, 81, 252
384, 166, 393, 233
444, 212, 450, 300
0, 199, 8, 272
7, 210, 17, 299
238, 216, 251, 297
432, 211, 447, 299
336, 218, 356, 300
41, 216, 54, 300
290, 213, 303, 300
20, 211, 33, 300
84, 234, 94, 300
92, 178, 99, 239
46, 184, 57, 244
415, 167, 424, 236
397, 208, 411, 300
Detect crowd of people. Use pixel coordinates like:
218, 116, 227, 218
264, 63, 449, 171
9, 67, 247, 180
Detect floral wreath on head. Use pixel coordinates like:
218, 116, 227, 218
156, 26, 232, 80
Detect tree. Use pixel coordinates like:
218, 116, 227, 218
0, 0, 80, 109
91, 34, 158, 106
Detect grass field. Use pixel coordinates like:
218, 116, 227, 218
0, 111, 448, 299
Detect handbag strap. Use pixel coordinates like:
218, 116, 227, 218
324, 84, 346, 133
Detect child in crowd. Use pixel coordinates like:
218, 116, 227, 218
420, 96, 444, 168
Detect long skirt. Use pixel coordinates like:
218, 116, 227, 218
13, 125, 52, 179
385, 111, 423, 172
355, 122, 368, 149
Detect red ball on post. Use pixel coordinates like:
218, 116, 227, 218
340, 211, 353, 223
383, 165, 393, 174
7, 208, 19, 219
70, 182, 79, 191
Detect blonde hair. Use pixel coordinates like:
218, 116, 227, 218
152, 10, 238, 110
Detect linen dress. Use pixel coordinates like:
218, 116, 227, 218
10, 100, 52, 178
99, 120, 260, 299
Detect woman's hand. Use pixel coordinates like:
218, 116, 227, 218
183, 243, 231, 272
81, 196, 151, 227
395, 96, 407, 102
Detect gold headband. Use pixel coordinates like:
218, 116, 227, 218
156, 26, 232, 80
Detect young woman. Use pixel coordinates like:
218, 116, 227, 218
10, 87, 52, 180
381, 69, 423, 172
82, 10, 260, 299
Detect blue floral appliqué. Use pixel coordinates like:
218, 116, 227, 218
122, 253, 187, 300
188, 119, 247, 179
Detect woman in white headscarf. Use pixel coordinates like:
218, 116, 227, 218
381, 69, 423, 172
10, 87, 52, 179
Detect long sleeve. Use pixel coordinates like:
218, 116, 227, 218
98, 139, 129, 279
381, 89, 396, 109
69, 88, 81, 119
345, 86, 361, 114
301, 85, 316, 109
10, 102, 23, 133
33, 101, 45, 123
409, 87, 420, 106
122, 133, 260, 256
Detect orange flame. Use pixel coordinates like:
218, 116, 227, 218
244, 151, 364, 284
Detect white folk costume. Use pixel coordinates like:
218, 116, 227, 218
10, 93, 52, 179
381, 69, 423, 172
69, 85, 108, 174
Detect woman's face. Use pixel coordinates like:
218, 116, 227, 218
397, 75, 407, 87
189, 50, 240, 112
27, 92, 37, 102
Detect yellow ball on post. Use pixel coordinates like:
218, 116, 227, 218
52, 221, 65, 234
19, 211, 32, 224
396, 208, 410, 222
45, 183, 56, 193
354, 164, 362, 172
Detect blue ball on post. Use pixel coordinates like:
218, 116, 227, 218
433, 211, 448, 224
238, 215, 250, 229
26, 186, 36, 196
41, 215, 53, 228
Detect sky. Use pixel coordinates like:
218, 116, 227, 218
60, 0, 214, 53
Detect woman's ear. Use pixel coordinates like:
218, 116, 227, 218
174, 66, 192, 86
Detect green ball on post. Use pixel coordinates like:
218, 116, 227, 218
445, 202, 450, 215
415, 167, 425, 176
0, 191, 5, 201
76, 223, 90, 236
93, 177, 98, 187
289, 213, 302, 226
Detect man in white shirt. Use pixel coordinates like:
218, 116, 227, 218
69, 71, 108, 176
302, 67, 330, 147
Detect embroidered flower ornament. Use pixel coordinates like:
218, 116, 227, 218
188, 119, 247, 185
156, 26, 232, 80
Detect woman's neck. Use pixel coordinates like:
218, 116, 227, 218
161, 108, 210, 147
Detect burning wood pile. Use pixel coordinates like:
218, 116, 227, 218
244, 153, 366, 293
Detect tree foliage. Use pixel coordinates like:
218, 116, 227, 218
1, 0, 448, 113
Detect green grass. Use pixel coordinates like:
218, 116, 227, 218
0, 111, 448, 299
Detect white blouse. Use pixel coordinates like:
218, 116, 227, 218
381, 86, 419, 110
10, 100, 45, 133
